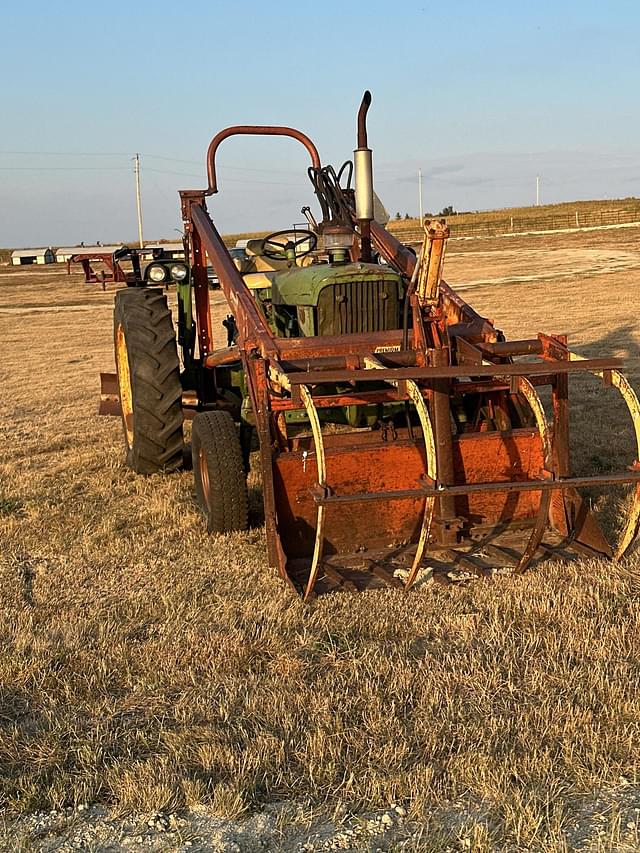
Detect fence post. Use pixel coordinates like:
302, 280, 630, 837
575, 211, 579, 228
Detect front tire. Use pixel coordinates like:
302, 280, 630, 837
192, 411, 249, 533
113, 288, 184, 474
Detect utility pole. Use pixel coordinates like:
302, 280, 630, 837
536, 175, 540, 207
418, 168, 424, 220
134, 153, 144, 248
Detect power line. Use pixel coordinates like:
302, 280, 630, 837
0, 165, 130, 171
0, 150, 134, 156
144, 153, 301, 174
144, 166, 303, 186
0, 160, 304, 185
0, 149, 305, 175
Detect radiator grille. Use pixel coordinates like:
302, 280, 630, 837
316, 279, 400, 336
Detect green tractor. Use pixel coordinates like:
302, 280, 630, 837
108, 222, 409, 490
104, 94, 640, 596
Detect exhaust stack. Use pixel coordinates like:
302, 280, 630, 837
354, 91, 373, 261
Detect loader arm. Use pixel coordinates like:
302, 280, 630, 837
369, 219, 499, 340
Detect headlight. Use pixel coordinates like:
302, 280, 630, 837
148, 264, 167, 282
170, 263, 188, 281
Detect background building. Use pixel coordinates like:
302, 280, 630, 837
11, 247, 55, 265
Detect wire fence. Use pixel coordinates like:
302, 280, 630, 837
388, 205, 640, 242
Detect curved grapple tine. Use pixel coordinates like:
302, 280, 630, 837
403, 379, 437, 590
299, 384, 327, 602
568, 353, 640, 561
513, 377, 554, 574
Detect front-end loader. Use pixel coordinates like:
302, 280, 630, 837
102, 92, 640, 598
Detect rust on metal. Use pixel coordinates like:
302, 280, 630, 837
205, 126, 321, 195
274, 357, 625, 386
68, 251, 128, 285
102, 88, 640, 597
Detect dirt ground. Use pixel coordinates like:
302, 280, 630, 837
1, 225, 640, 852
445, 231, 640, 291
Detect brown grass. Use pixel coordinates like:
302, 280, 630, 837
1, 226, 640, 850
391, 197, 640, 227
390, 197, 640, 242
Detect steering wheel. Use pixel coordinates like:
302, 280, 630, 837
261, 229, 317, 261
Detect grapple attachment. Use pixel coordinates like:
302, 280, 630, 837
262, 334, 640, 598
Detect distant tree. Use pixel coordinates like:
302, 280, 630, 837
395, 211, 402, 220
439, 205, 456, 216
404, 213, 411, 219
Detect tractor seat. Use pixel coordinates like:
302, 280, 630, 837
242, 238, 313, 273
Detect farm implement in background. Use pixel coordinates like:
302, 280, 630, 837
100, 91, 640, 599
67, 247, 129, 286
69, 245, 190, 289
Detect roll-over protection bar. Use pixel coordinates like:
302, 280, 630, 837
205, 126, 321, 194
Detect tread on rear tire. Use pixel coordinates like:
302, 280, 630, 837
113, 288, 184, 474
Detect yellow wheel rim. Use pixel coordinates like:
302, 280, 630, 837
115, 323, 134, 449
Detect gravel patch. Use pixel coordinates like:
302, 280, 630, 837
3, 787, 640, 852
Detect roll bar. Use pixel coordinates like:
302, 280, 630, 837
205, 126, 321, 194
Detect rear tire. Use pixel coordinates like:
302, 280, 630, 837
192, 411, 249, 533
113, 288, 184, 474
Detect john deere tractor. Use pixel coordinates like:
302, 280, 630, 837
109, 220, 408, 487
104, 94, 640, 596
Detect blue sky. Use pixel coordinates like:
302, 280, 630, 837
1, 0, 639, 246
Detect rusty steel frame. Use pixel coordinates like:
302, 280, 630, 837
68, 251, 129, 284
170, 111, 640, 597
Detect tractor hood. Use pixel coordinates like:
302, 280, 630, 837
271, 262, 403, 307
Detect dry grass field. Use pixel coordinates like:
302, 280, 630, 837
388, 198, 640, 242
1, 226, 640, 851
